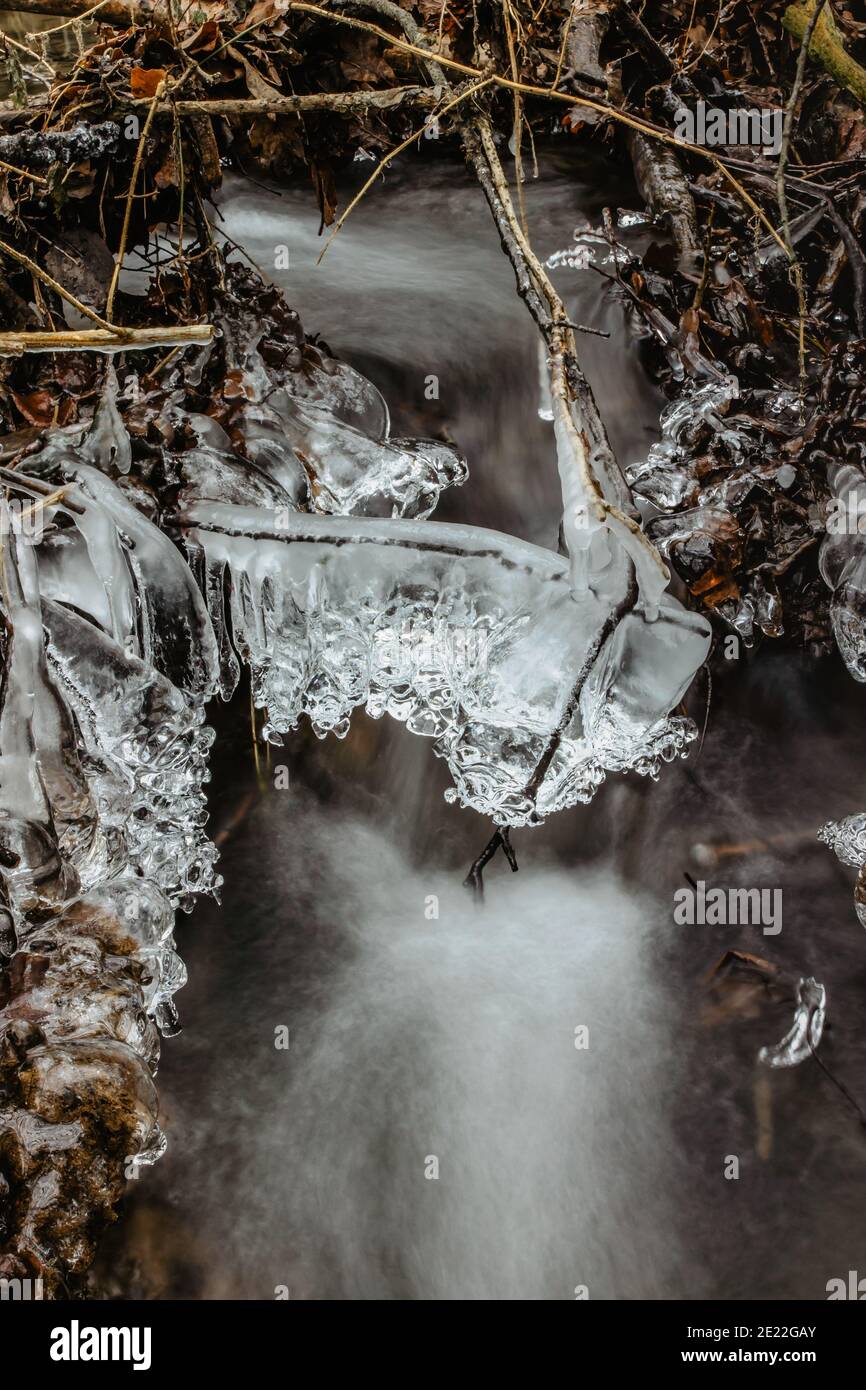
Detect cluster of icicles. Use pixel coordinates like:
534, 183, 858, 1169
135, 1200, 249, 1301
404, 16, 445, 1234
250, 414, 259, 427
0, 301, 717, 1283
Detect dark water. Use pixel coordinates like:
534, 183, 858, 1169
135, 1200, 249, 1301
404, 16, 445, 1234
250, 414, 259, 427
90, 148, 866, 1301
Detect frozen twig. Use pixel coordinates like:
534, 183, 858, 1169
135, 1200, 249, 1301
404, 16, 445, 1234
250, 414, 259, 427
0, 464, 85, 514
0, 324, 213, 354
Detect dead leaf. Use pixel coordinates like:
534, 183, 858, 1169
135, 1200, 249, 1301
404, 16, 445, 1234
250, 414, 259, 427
11, 390, 60, 428
182, 20, 221, 54
311, 163, 337, 231
44, 228, 114, 313
155, 141, 179, 190
131, 67, 167, 98
226, 45, 283, 101
245, 0, 283, 27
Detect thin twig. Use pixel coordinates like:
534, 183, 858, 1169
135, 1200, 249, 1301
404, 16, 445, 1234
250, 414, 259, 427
141, 86, 439, 115
0, 157, 49, 184
105, 80, 164, 322
776, 0, 827, 400
463, 826, 518, 899
0, 465, 85, 514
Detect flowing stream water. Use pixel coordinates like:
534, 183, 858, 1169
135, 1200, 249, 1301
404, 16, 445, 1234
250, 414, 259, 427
76, 146, 866, 1301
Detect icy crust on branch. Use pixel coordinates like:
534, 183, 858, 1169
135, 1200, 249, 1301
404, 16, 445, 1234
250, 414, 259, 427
549, 355, 669, 620
212, 343, 468, 520
183, 505, 711, 827
0, 521, 208, 1283
819, 811, 866, 927
627, 378, 744, 511
270, 376, 468, 520
0, 515, 217, 927
819, 461, 866, 682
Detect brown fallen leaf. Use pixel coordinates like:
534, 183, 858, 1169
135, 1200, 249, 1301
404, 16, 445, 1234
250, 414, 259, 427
244, 0, 283, 27
131, 67, 167, 98
10, 389, 54, 427
182, 20, 221, 55
310, 162, 338, 232
226, 45, 283, 101
44, 228, 114, 313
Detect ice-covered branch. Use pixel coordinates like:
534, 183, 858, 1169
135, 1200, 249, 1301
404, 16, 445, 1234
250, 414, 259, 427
181, 504, 710, 826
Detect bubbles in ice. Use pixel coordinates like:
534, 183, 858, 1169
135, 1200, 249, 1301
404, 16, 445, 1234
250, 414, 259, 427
184, 506, 710, 827
819, 461, 866, 682
819, 811, 866, 869
819, 812, 866, 926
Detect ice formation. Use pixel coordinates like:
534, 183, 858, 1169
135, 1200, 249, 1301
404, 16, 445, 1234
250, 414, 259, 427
815, 457, 866, 926
819, 811, 866, 870
182, 501, 709, 826
627, 377, 743, 511
0, 295, 713, 1285
819, 460, 866, 682
819, 812, 866, 927
0, 499, 212, 1286
758, 977, 827, 1068
178, 337, 708, 826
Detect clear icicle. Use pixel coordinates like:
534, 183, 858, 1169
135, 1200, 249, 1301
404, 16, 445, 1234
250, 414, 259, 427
62, 465, 219, 700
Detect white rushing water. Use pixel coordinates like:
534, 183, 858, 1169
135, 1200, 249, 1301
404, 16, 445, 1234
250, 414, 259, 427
159, 802, 689, 1301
